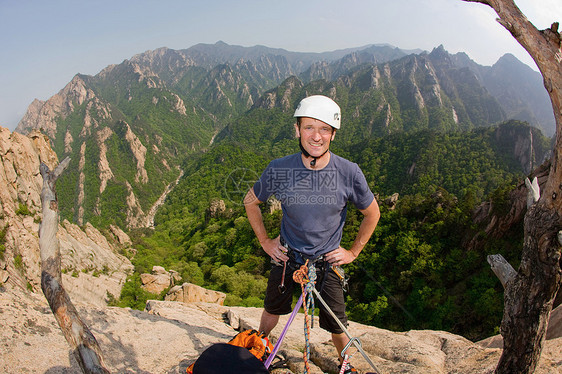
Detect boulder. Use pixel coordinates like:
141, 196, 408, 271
140, 265, 173, 294
208, 199, 226, 217
0, 270, 9, 284
385, 193, 399, 210
165, 282, 226, 305
109, 224, 132, 246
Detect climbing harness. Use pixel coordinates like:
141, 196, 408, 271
331, 264, 349, 292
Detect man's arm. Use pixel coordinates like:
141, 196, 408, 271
244, 187, 288, 263
324, 198, 380, 266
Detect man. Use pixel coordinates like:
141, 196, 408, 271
244, 95, 380, 374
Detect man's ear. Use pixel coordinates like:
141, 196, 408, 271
294, 123, 300, 138
331, 129, 336, 141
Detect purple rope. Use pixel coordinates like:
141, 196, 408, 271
264, 293, 304, 369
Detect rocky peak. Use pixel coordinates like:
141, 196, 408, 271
429, 44, 453, 65
252, 76, 304, 111
130, 46, 173, 64
492, 52, 529, 73
15, 75, 96, 139
128, 61, 163, 88
127, 47, 196, 86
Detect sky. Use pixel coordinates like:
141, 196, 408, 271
1, 0, 561, 131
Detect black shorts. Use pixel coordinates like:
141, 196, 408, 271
263, 258, 348, 334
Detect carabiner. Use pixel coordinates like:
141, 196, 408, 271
278, 260, 287, 294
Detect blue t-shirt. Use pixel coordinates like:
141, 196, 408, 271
253, 152, 374, 259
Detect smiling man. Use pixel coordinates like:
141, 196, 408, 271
244, 95, 380, 373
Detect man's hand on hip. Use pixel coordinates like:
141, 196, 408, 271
261, 236, 289, 263
325, 246, 357, 266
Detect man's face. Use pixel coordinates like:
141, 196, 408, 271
295, 117, 336, 158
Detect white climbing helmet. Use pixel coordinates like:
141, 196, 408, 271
294, 95, 341, 129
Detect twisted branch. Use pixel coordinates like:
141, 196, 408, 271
39, 157, 110, 374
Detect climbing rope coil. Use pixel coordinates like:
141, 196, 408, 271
292, 260, 315, 373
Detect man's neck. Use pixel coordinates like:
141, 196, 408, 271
301, 151, 331, 170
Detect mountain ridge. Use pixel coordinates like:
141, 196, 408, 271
13, 42, 554, 232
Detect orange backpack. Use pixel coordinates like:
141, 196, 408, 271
227, 329, 273, 361
186, 329, 273, 373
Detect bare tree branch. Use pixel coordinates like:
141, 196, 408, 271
462, 0, 492, 6
487, 255, 517, 288
525, 177, 540, 208
39, 158, 110, 374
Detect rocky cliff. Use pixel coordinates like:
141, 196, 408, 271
0, 126, 133, 305
14, 63, 202, 230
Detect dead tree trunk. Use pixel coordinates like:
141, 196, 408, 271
463, 1, 562, 373
39, 158, 110, 374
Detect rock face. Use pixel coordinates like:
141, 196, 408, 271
384, 192, 399, 210
1, 286, 560, 374
14, 68, 184, 230
467, 161, 551, 251
109, 224, 132, 246
0, 126, 133, 306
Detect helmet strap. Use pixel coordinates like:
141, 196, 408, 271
299, 139, 329, 168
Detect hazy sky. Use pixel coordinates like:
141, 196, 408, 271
1, 0, 561, 130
